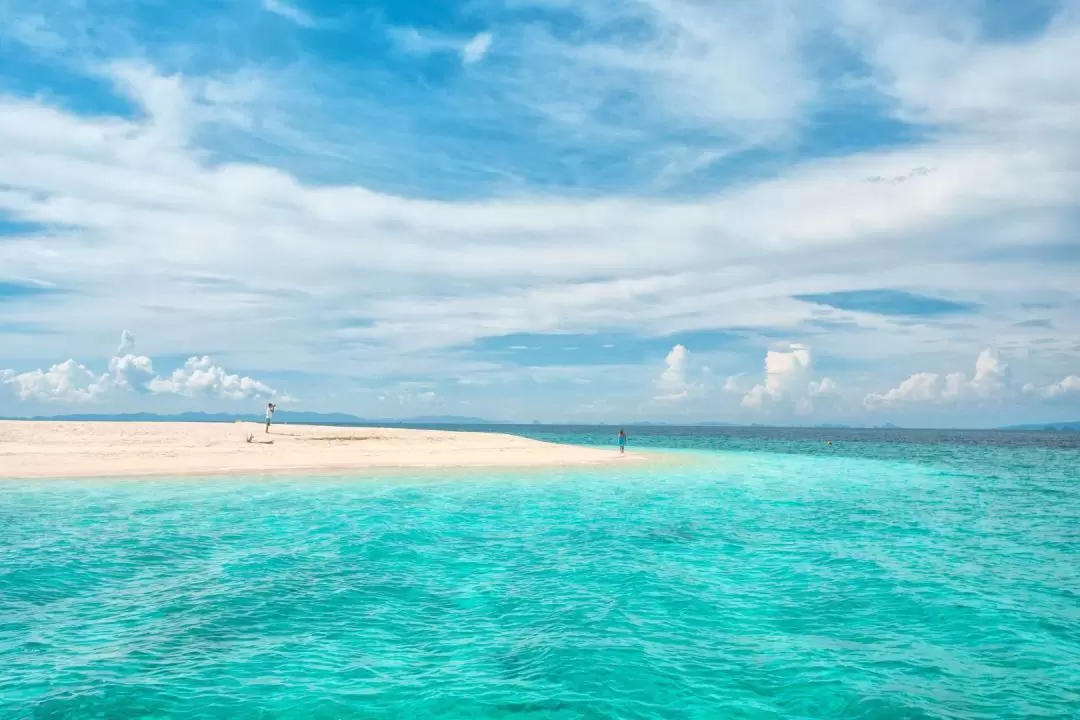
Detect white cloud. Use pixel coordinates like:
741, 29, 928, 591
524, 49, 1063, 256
968, 348, 1013, 399
654, 344, 702, 402
741, 344, 836, 414
506, 0, 816, 148
0, 5, 1079, 422
865, 349, 1014, 408
102, 331, 157, 392
147, 356, 277, 400
2, 55, 1079, 370
462, 32, 493, 65
864, 371, 942, 408
118, 330, 135, 353
723, 373, 751, 394
109, 353, 156, 392
1024, 375, 1080, 400
3, 360, 110, 403
833, 1, 1080, 135
391, 28, 493, 67
1, 332, 282, 404
261, 0, 316, 28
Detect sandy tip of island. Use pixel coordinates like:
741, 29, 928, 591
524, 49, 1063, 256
0, 421, 648, 479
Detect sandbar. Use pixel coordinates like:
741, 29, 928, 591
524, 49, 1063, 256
0, 421, 641, 479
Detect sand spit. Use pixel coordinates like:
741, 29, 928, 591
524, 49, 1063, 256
0, 421, 642, 479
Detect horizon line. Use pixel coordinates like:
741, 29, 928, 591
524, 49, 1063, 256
0, 411, 1076, 432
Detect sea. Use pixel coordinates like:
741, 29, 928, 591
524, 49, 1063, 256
1, 426, 1078, 719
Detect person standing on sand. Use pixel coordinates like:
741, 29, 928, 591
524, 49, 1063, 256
618, 429, 627, 455
265, 402, 277, 433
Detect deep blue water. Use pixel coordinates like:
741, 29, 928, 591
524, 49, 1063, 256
1, 427, 1078, 718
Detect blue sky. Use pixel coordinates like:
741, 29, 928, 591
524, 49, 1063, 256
1, 0, 1079, 427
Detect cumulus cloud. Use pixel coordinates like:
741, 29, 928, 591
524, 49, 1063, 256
655, 344, 708, 402
968, 348, 1013, 398
741, 344, 836, 414
864, 372, 941, 407
2, 360, 110, 403
1024, 375, 1080, 400
147, 356, 277, 400
745, 343, 810, 402
102, 331, 157, 392
109, 353, 156, 391
117, 330, 135, 353
865, 349, 1014, 408
0, 332, 282, 404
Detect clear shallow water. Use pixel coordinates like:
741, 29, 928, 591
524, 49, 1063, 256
2, 429, 1079, 719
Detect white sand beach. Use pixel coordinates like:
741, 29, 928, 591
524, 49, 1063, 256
0, 421, 640, 479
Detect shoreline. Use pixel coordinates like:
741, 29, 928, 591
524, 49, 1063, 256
0, 421, 648, 479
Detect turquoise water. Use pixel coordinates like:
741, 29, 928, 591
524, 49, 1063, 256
2, 428, 1079, 719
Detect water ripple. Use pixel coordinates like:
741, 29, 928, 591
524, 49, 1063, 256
2, 437, 1078, 718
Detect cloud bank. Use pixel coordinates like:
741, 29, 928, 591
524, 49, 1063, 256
1, 333, 282, 404
865, 349, 1079, 409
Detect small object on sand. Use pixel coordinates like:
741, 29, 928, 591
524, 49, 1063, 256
246, 433, 254, 443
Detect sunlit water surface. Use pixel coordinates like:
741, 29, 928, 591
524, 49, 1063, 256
2, 428, 1078, 718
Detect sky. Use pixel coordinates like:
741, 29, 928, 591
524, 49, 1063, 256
1, 0, 1079, 427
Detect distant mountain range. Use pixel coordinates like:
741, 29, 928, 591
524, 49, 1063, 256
1, 412, 1076, 431
1000, 421, 1080, 431
0, 413, 830, 427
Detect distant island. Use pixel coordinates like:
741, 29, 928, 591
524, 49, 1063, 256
1000, 421, 1080, 431
2, 412, 1076, 431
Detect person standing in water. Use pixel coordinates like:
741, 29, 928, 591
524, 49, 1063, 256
265, 402, 277, 433
618, 429, 627, 454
